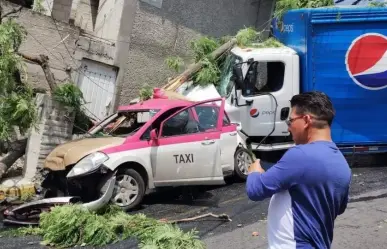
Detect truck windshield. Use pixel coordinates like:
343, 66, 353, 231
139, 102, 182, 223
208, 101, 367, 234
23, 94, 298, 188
217, 53, 242, 97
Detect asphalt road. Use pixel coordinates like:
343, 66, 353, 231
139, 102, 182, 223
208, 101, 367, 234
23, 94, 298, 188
1, 156, 387, 249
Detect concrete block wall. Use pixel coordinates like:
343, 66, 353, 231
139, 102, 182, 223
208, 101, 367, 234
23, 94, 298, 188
24, 94, 75, 181
117, 0, 276, 105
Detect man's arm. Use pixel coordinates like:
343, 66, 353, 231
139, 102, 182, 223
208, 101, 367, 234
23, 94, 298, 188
246, 147, 306, 201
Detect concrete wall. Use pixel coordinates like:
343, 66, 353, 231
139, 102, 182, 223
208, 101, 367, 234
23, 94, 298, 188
51, 0, 73, 22
94, 0, 124, 41
1, 0, 116, 92
117, 0, 276, 105
24, 94, 75, 182
70, 0, 99, 32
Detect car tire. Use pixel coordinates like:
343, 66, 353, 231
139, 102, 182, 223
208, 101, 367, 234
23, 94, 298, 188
234, 147, 254, 181
111, 168, 146, 211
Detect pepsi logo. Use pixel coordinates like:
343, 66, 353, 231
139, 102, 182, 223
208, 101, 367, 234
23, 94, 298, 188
250, 108, 259, 118
345, 33, 387, 90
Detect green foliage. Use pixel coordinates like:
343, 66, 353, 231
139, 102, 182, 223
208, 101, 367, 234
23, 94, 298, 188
164, 56, 184, 73
194, 57, 221, 86
369, 1, 387, 7
139, 84, 154, 101
274, 0, 334, 20
162, 27, 285, 88
190, 36, 220, 62
250, 37, 284, 48
52, 83, 92, 134
0, 19, 38, 140
14, 204, 205, 248
235, 27, 260, 47
0, 87, 37, 139
52, 82, 85, 112
33, 0, 46, 13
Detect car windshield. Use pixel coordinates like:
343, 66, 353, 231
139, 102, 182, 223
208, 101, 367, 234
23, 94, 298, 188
91, 109, 159, 137
217, 53, 242, 97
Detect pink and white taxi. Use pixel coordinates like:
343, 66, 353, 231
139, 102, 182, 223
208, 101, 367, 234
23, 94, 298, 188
41, 96, 252, 210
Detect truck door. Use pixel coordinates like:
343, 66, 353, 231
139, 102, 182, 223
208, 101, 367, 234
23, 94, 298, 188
231, 56, 299, 139
152, 98, 226, 186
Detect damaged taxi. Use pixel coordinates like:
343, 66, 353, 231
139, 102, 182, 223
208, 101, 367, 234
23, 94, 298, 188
40, 97, 252, 211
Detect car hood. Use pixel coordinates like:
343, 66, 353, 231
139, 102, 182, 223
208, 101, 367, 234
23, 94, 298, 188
44, 136, 125, 171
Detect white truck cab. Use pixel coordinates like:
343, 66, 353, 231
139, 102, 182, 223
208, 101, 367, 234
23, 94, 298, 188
220, 46, 301, 152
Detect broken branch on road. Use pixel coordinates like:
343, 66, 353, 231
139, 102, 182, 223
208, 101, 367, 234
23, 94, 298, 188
163, 212, 232, 224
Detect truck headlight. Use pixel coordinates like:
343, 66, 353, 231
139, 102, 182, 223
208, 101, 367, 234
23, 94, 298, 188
67, 152, 109, 178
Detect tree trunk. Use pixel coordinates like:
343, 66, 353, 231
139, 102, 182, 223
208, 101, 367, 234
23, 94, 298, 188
162, 38, 237, 91
19, 53, 58, 92
0, 139, 27, 179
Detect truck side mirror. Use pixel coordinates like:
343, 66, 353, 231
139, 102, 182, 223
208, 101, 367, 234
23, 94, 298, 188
232, 64, 245, 91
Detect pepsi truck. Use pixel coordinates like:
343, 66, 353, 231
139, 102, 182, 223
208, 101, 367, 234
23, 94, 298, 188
220, 6, 387, 158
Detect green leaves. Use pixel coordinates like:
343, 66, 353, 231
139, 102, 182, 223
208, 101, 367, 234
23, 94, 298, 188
235, 27, 260, 47
52, 82, 85, 112
274, 0, 334, 20
164, 56, 184, 73
15, 204, 205, 248
190, 37, 220, 63
0, 86, 37, 140
0, 19, 37, 140
194, 57, 221, 86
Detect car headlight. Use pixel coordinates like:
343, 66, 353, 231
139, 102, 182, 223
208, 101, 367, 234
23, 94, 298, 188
67, 152, 109, 178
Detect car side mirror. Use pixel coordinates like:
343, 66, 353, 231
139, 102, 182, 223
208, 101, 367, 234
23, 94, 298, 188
232, 64, 245, 91
150, 129, 158, 141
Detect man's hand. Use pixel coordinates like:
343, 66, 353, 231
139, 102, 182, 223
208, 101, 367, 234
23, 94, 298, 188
248, 159, 265, 174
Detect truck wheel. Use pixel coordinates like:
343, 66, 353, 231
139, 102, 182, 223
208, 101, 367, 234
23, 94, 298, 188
111, 168, 145, 211
234, 147, 253, 181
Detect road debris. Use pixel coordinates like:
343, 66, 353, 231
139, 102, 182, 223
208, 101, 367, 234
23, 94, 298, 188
165, 212, 232, 224
2, 176, 116, 226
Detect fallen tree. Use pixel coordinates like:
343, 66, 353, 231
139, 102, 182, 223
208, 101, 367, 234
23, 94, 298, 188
5, 204, 207, 248
0, 3, 91, 181
139, 27, 284, 102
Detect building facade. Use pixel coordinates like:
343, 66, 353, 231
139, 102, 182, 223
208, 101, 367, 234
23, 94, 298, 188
3, 0, 276, 120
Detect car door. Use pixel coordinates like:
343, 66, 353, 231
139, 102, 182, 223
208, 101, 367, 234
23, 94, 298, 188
219, 114, 238, 174
152, 98, 226, 187
194, 105, 238, 174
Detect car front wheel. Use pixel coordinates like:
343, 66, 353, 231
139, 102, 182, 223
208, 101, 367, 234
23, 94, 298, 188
234, 147, 254, 181
111, 168, 145, 211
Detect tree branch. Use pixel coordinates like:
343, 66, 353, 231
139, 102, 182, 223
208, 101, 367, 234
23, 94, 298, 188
161, 212, 232, 224
0, 138, 27, 180
19, 52, 58, 92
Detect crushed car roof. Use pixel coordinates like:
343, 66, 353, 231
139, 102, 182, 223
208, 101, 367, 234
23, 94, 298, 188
117, 98, 194, 111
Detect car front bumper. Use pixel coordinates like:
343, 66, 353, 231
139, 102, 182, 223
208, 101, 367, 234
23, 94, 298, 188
2, 175, 116, 226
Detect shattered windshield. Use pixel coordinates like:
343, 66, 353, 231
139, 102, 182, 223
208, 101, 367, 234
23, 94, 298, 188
217, 53, 242, 97
92, 109, 159, 137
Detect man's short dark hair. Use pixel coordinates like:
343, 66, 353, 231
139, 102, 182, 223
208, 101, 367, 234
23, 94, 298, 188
290, 91, 335, 129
